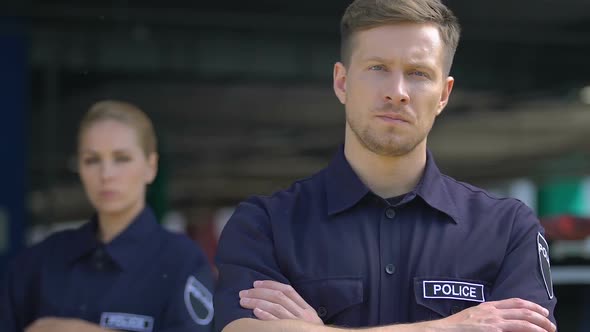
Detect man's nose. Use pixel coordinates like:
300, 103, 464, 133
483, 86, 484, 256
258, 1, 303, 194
384, 72, 410, 106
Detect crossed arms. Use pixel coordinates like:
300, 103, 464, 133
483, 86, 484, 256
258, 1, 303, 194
225, 280, 555, 332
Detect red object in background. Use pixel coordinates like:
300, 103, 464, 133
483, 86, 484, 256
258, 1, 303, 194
186, 215, 219, 276
185, 207, 235, 279
541, 215, 590, 241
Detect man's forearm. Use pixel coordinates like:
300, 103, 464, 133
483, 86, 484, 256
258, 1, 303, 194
222, 318, 322, 332
221, 318, 432, 332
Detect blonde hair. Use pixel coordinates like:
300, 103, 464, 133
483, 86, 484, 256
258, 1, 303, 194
340, 0, 461, 73
78, 100, 157, 156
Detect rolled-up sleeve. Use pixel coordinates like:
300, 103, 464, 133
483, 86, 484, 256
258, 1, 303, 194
488, 203, 557, 325
213, 197, 289, 332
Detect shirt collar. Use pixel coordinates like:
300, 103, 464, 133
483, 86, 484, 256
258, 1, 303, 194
66, 207, 160, 269
325, 147, 460, 223
414, 150, 461, 224
325, 146, 372, 215
65, 221, 100, 264
103, 206, 160, 270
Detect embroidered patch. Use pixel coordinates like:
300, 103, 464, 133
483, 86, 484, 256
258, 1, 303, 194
423, 280, 485, 302
184, 275, 214, 325
100, 312, 154, 332
537, 232, 554, 299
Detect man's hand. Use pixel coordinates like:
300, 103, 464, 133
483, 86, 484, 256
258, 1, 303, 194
25, 317, 111, 332
239, 280, 324, 325
431, 298, 556, 332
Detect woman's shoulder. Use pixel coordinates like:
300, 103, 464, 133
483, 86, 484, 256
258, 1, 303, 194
159, 228, 202, 251
5, 226, 84, 277
156, 228, 209, 263
30, 225, 82, 253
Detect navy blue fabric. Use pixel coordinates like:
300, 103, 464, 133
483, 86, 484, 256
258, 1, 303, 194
214, 148, 556, 330
0, 207, 214, 332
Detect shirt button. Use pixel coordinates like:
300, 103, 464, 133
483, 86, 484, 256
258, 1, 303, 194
385, 263, 396, 275
317, 306, 327, 318
385, 207, 396, 219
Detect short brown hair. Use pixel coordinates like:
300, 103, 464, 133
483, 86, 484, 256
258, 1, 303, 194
78, 100, 157, 156
340, 0, 461, 73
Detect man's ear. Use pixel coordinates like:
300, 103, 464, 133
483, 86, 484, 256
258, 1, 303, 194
436, 76, 454, 115
333, 62, 347, 105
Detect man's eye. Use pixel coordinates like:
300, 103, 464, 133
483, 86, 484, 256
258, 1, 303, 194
410, 71, 429, 78
369, 65, 386, 71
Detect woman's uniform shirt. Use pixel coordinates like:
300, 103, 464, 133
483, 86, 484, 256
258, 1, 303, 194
0, 207, 214, 332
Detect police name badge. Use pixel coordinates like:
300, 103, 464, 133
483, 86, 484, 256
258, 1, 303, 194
537, 232, 554, 299
184, 275, 214, 325
100, 312, 154, 332
423, 280, 485, 302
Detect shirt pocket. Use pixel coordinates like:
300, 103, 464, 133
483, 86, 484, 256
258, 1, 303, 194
413, 277, 489, 320
293, 277, 364, 326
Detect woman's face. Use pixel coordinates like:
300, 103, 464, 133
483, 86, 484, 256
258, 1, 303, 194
78, 119, 157, 218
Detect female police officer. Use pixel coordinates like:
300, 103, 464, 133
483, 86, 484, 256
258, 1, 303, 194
0, 100, 214, 332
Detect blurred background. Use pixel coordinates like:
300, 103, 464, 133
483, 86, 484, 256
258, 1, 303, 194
1, 0, 590, 330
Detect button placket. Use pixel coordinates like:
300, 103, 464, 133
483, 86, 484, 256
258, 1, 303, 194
92, 248, 108, 270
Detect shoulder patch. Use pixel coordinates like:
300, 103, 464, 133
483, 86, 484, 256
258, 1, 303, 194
184, 275, 214, 326
537, 232, 554, 299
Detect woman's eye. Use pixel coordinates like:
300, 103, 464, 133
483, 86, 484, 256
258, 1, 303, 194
83, 157, 99, 165
115, 155, 131, 163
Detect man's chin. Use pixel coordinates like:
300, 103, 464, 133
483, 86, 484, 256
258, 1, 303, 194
364, 140, 417, 157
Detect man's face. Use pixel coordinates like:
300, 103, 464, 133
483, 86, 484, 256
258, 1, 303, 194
333, 23, 454, 157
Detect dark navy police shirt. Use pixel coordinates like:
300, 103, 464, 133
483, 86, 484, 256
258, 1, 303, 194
214, 149, 556, 330
0, 207, 214, 332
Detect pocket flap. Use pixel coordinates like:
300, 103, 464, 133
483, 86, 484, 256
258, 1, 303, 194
294, 277, 363, 322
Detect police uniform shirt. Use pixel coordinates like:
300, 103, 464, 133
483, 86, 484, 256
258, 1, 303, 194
0, 207, 214, 332
214, 148, 556, 330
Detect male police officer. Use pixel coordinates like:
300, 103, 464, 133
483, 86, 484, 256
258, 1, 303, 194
214, 0, 557, 331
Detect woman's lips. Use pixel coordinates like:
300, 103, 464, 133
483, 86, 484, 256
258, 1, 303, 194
99, 190, 118, 199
